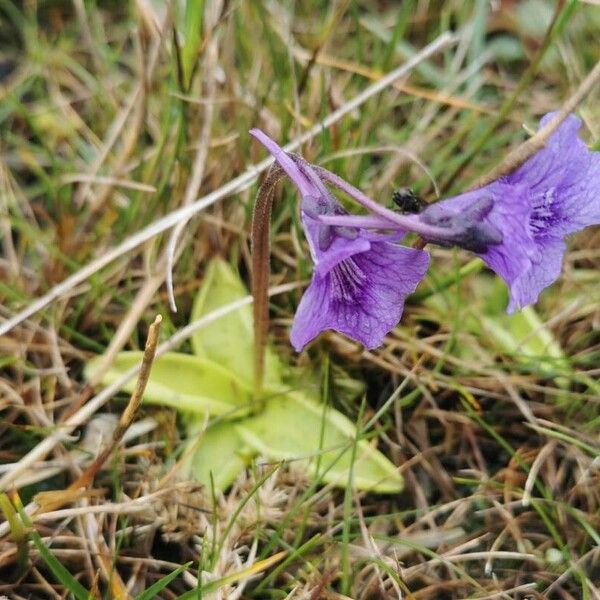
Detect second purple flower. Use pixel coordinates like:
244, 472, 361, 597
419, 113, 600, 312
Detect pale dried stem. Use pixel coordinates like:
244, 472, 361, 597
31, 567, 60, 599
33, 485, 180, 523
322, 145, 440, 198
354, 491, 400, 597
73, 86, 140, 208
66, 315, 161, 494
46, 325, 73, 392
376, 49, 491, 193
166, 0, 223, 312
62, 174, 156, 192
134, 0, 164, 36
90, 1, 222, 387
0, 31, 456, 339
402, 550, 537, 576
73, 3, 166, 226
475, 583, 537, 600
73, 0, 105, 77
0, 283, 299, 509
521, 440, 558, 507
0, 161, 19, 279
493, 372, 538, 426
84, 511, 130, 599
84, 43, 147, 218
484, 499, 527, 576
59, 13, 170, 387
542, 546, 600, 598
86, 272, 165, 387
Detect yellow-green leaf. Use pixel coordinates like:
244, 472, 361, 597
425, 277, 566, 377
235, 392, 403, 494
191, 259, 283, 387
183, 420, 251, 490
481, 307, 564, 367
85, 352, 252, 417
479, 278, 565, 376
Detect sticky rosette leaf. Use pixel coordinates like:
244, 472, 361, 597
250, 129, 429, 351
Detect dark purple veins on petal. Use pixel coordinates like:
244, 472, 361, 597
529, 188, 558, 236
290, 239, 430, 351
330, 258, 366, 303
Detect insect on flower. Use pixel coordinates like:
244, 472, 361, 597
391, 187, 427, 214
250, 112, 597, 350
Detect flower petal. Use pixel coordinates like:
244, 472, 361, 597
290, 242, 429, 350
476, 183, 536, 289
420, 113, 599, 313
302, 214, 369, 271
250, 128, 318, 198
508, 113, 600, 236
508, 236, 566, 313
424, 183, 536, 305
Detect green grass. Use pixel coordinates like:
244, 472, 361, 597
1, 0, 600, 598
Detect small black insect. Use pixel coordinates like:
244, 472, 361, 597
391, 187, 427, 214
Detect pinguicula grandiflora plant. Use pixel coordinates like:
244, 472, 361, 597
250, 111, 600, 353
87, 112, 599, 497
86, 258, 407, 494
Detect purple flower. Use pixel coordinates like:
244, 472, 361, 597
250, 129, 429, 350
419, 113, 600, 312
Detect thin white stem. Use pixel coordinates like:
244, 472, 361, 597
474, 57, 600, 188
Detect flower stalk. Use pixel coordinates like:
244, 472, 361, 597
251, 165, 284, 397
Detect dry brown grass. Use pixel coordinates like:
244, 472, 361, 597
1, 1, 599, 598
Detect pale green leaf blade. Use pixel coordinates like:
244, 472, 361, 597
477, 279, 566, 376
484, 306, 563, 360
235, 392, 403, 494
85, 352, 252, 417
425, 277, 566, 377
183, 420, 252, 491
191, 258, 282, 386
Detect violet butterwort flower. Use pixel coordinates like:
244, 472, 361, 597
418, 113, 600, 312
250, 129, 429, 351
